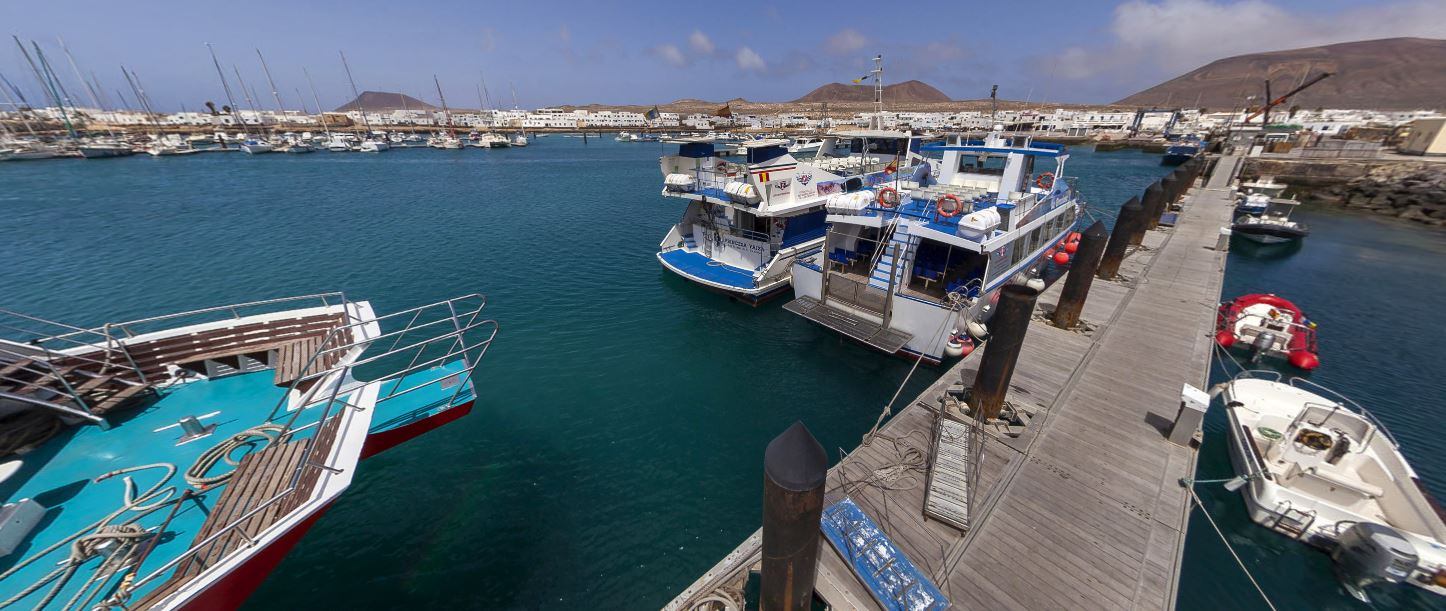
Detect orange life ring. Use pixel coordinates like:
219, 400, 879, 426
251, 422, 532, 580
877, 187, 899, 209
937, 194, 963, 218
1036, 172, 1055, 190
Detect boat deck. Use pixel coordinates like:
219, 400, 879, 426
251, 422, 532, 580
657, 249, 758, 291
670, 156, 1240, 610
0, 371, 347, 609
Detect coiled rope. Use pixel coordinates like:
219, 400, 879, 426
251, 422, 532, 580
185, 424, 284, 488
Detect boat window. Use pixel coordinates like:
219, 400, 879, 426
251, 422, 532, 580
957, 154, 1006, 176
849, 138, 908, 156
906, 240, 988, 301
746, 145, 787, 164
733, 209, 770, 236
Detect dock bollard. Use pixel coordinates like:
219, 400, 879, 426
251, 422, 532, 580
1154, 176, 1178, 228
969, 284, 1040, 421
1051, 220, 1109, 329
1135, 182, 1164, 241
1098, 196, 1143, 279
761, 421, 828, 611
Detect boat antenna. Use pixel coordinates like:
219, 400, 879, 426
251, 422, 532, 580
339, 51, 373, 136
303, 67, 332, 139
871, 54, 883, 128
990, 84, 998, 124
204, 43, 247, 137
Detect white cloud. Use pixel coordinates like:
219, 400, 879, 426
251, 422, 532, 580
689, 30, 715, 55
736, 47, 766, 72
825, 28, 868, 56
654, 44, 687, 68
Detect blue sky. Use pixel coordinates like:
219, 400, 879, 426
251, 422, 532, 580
3, 0, 1443, 112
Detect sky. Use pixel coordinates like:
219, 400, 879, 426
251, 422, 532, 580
3, 0, 1444, 112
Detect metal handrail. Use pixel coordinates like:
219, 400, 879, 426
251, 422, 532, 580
130, 293, 497, 597
1289, 377, 1398, 449
0, 389, 104, 423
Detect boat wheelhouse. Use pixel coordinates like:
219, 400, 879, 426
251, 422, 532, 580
0, 293, 496, 610
786, 128, 1081, 362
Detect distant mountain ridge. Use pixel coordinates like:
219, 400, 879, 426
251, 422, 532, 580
793, 80, 952, 104
1116, 38, 1446, 110
333, 91, 438, 112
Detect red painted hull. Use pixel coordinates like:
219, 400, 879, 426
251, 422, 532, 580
172, 505, 331, 611
360, 400, 474, 460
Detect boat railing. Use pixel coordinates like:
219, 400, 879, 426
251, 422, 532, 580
0, 310, 152, 397
1288, 377, 1397, 449
129, 294, 498, 598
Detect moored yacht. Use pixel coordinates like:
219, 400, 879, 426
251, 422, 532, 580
786, 127, 1081, 362
78, 139, 135, 159
1232, 199, 1308, 244
240, 138, 275, 155
656, 138, 837, 303
1218, 372, 1446, 602
0, 293, 496, 610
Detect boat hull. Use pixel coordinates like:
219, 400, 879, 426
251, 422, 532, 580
1231, 225, 1308, 244
79, 146, 134, 159
240, 144, 274, 155
656, 251, 792, 305
170, 504, 332, 611
361, 399, 475, 459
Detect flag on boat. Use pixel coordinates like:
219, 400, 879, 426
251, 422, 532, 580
851, 73, 873, 84
645, 106, 660, 120
714, 104, 732, 118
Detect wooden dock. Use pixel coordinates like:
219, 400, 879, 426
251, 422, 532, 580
668, 156, 1242, 610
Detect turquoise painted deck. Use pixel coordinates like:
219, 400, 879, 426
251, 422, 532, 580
369, 360, 475, 435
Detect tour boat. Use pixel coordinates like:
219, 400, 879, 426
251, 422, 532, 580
1218, 371, 1446, 602
1215, 293, 1320, 370
0, 293, 496, 610
1232, 199, 1309, 244
656, 136, 862, 303
785, 127, 1081, 362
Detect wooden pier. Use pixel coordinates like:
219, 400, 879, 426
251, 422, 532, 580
668, 156, 1242, 610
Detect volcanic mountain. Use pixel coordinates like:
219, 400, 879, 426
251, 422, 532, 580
1116, 38, 1446, 110
333, 91, 439, 112
793, 80, 952, 104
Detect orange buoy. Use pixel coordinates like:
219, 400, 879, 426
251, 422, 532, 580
1053, 252, 1070, 265
1067, 231, 1082, 243
1064, 241, 1079, 254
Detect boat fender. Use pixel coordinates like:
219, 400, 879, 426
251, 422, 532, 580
944, 332, 965, 358
966, 321, 989, 342
877, 187, 900, 209
1025, 277, 1046, 292
1063, 241, 1079, 254
1214, 330, 1236, 348
1036, 172, 1055, 190
1052, 251, 1070, 265
1288, 351, 1320, 371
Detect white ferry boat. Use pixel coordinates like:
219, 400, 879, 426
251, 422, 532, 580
1219, 371, 1446, 602
785, 127, 1082, 362
655, 131, 924, 304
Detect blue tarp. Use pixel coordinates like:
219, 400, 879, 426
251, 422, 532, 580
821, 497, 950, 611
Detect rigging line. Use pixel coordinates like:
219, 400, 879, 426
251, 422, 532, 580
862, 296, 965, 445
1185, 486, 1279, 611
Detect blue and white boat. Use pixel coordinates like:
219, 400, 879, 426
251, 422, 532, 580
0, 293, 496, 610
656, 131, 925, 303
1161, 136, 1203, 166
786, 127, 1082, 362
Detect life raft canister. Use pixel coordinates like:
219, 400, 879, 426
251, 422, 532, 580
937, 194, 963, 217
877, 187, 900, 209
1036, 172, 1055, 190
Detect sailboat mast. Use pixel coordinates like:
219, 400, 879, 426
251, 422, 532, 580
256, 49, 287, 114
121, 66, 164, 139
338, 51, 373, 133
0, 72, 43, 138
16, 39, 77, 139
434, 75, 454, 137
303, 67, 332, 139
205, 43, 248, 137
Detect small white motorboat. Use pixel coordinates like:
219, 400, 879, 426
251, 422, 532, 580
1219, 371, 1446, 602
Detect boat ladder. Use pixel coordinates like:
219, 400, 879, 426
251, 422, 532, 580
1271, 500, 1317, 538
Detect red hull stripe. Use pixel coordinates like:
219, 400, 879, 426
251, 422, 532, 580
361, 401, 475, 460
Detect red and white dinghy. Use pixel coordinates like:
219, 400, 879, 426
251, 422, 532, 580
1215, 293, 1320, 370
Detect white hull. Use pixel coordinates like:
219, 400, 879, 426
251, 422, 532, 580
240, 143, 275, 155
0, 149, 58, 161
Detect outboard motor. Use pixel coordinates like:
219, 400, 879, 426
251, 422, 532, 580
1248, 331, 1277, 363
1331, 522, 1419, 602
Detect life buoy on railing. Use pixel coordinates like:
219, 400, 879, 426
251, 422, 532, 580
1036, 172, 1055, 190
937, 194, 963, 218
877, 187, 900, 209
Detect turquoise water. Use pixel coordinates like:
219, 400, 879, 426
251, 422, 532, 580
3, 142, 1436, 608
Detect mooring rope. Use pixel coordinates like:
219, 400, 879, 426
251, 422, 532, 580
1184, 485, 1278, 611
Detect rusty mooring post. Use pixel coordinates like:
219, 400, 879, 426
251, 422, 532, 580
1051, 220, 1109, 329
1134, 182, 1164, 242
1153, 175, 1177, 230
1099, 196, 1143, 279
969, 284, 1040, 420
761, 421, 827, 611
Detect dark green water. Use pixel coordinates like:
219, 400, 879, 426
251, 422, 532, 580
2, 142, 1438, 609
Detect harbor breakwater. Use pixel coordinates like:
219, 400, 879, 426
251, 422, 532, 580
1243, 157, 1446, 227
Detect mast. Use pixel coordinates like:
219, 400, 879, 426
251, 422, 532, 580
509, 82, 524, 138
121, 66, 164, 140
295, 87, 309, 115
0, 72, 43, 138
338, 51, 373, 135
232, 65, 263, 134
58, 37, 116, 138
434, 75, 454, 137
256, 49, 287, 118
16, 38, 77, 140
205, 43, 248, 137
872, 54, 883, 116
303, 67, 332, 139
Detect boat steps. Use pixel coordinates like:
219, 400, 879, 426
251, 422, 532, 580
783, 296, 912, 354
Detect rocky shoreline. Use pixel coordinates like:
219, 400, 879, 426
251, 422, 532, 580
1241, 158, 1446, 228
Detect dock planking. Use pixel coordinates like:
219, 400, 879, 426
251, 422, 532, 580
668, 156, 1240, 610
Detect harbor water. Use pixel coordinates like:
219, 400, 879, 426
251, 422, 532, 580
1, 141, 1440, 609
